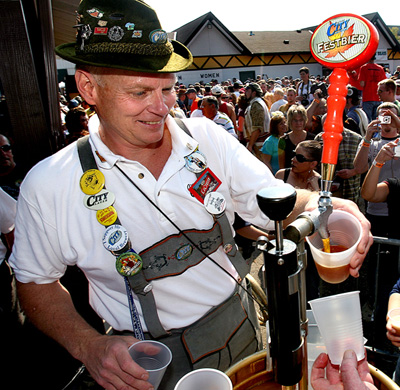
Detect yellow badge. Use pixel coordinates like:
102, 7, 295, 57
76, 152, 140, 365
80, 169, 105, 195
96, 206, 118, 226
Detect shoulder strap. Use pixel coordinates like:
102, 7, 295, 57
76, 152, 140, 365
77, 136, 167, 338
77, 136, 96, 172
174, 117, 191, 136
354, 109, 368, 136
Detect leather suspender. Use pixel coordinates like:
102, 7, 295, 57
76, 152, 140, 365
77, 136, 167, 338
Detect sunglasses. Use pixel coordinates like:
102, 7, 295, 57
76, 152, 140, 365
0, 144, 11, 152
294, 153, 313, 163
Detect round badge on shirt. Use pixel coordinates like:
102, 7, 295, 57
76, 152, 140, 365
204, 191, 226, 215
84, 189, 115, 210
115, 250, 143, 276
80, 169, 105, 195
96, 206, 118, 226
184, 151, 207, 173
102, 224, 129, 252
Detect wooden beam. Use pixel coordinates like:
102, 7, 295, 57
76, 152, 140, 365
0, 0, 59, 172
36, 0, 64, 149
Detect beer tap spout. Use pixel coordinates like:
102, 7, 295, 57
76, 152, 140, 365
317, 193, 333, 240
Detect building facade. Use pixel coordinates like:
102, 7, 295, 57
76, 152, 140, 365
57, 12, 400, 88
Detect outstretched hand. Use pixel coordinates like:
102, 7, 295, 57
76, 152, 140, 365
311, 350, 377, 390
375, 139, 400, 164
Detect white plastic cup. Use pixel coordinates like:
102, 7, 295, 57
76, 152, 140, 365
307, 310, 326, 381
309, 291, 365, 365
174, 368, 233, 390
129, 340, 172, 390
306, 210, 362, 284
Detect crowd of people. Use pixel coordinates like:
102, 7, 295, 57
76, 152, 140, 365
170, 63, 400, 209
160, 61, 400, 384
3, 0, 400, 388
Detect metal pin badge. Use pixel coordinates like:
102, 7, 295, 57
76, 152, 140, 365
80, 169, 105, 195
102, 224, 129, 252
116, 250, 143, 276
96, 206, 118, 226
204, 191, 226, 215
184, 150, 207, 173
83, 189, 115, 210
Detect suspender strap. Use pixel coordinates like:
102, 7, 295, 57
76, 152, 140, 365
77, 136, 96, 171
77, 136, 168, 339
126, 275, 168, 338
215, 213, 251, 280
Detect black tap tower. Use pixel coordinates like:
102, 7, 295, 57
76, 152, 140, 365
257, 185, 303, 387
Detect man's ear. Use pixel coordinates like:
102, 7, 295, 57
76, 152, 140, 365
75, 69, 98, 106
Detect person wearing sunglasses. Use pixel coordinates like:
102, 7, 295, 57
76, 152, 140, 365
275, 140, 321, 192
0, 134, 23, 200
276, 139, 322, 303
0, 135, 14, 175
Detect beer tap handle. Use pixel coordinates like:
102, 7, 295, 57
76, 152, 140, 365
257, 184, 297, 252
310, 13, 379, 241
257, 185, 303, 387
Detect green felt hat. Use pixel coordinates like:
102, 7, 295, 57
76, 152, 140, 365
55, 0, 193, 73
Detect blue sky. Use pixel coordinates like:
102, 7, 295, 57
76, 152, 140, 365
146, 0, 398, 33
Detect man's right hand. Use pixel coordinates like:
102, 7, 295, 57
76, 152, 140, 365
16, 281, 155, 390
80, 334, 154, 390
365, 119, 380, 142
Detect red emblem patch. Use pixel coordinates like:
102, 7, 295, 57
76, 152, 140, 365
188, 168, 221, 203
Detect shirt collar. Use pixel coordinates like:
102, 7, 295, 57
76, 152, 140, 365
87, 114, 199, 169
88, 115, 120, 169
166, 115, 199, 156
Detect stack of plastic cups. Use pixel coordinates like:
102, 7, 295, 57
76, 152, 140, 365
309, 291, 365, 365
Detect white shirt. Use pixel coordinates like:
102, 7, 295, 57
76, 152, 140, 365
211, 112, 237, 138
0, 188, 16, 263
10, 115, 281, 332
190, 109, 203, 118
356, 135, 400, 216
270, 98, 288, 113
